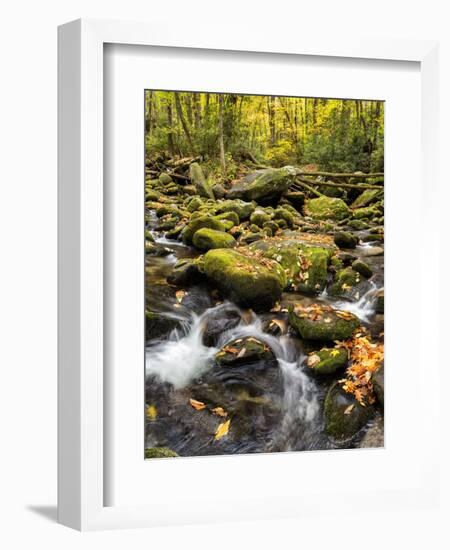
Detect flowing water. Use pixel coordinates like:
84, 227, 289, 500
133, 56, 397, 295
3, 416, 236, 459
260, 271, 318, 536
145, 221, 384, 456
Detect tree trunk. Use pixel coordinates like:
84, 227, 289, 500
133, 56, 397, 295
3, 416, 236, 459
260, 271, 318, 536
174, 93, 195, 156
218, 94, 226, 172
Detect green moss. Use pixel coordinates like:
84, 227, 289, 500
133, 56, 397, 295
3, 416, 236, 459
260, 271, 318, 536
351, 188, 382, 209
216, 211, 240, 226
192, 228, 236, 251
216, 199, 256, 221
158, 173, 173, 185
181, 215, 227, 245
328, 267, 361, 296
289, 307, 360, 341
215, 337, 275, 366
202, 249, 286, 312
145, 447, 179, 459
334, 231, 358, 249
228, 166, 296, 201
352, 206, 380, 219
250, 209, 272, 227
186, 196, 204, 212
307, 347, 348, 374
351, 259, 373, 278
189, 162, 214, 199
274, 207, 295, 228
347, 219, 369, 230
305, 196, 350, 221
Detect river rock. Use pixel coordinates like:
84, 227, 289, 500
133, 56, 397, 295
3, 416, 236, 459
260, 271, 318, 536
347, 219, 369, 230
360, 246, 384, 257
215, 199, 256, 221
374, 289, 384, 313
215, 336, 277, 368
192, 228, 237, 251
202, 249, 286, 312
328, 267, 369, 300
305, 347, 348, 375
158, 173, 173, 185
372, 364, 384, 407
250, 235, 334, 295
226, 166, 297, 202
289, 304, 360, 341
334, 231, 358, 249
352, 205, 380, 219
145, 310, 181, 341
189, 162, 214, 199
145, 447, 179, 458
167, 258, 203, 286
202, 307, 242, 347
352, 259, 373, 278
360, 415, 384, 448
324, 382, 375, 440
283, 191, 305, 210
181, 215, 228, 245
212, 183, 226, 199
250, 208, 272, 227
304, 196, 350, 221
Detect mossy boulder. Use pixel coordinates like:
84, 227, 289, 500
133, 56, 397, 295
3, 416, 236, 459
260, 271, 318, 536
334, 231, 358, 249
324, 382, 374, 440
186, 196, 204, 213
250, 237, 334, 294
227, 166, 296, 202
189, 162, 214, 199
328, 267, 365, 298
215, 337, 276, 368
372, 364, 384, 407
283, 191, 305, 210
352, 259, 373, 278
274, 207, 295, 228
202, 249, 286, 312
145, 447, 179, 459
193, 228, 237, 251
216, 199, 256, 221
181, 215, 227, 245
351, 188, 382, 209
250, 209, 272, 227
347, 219, 369, 230
289, 304, 360, 341
305, 347, 348, 375
352, 205, 380, 219
216, 211, 240, 226
212, 183, 226, 199
305, 196, 350, 221
158, 173, 173, 185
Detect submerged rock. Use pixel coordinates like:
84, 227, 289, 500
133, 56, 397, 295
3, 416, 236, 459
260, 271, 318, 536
202, 249, 286, 312
289, 304, 360, 341
305, 196, 350, 221
305, 347, 348, 375
226, 166, 296, 202
192, 228, 236, 251
324, 382, 374, 440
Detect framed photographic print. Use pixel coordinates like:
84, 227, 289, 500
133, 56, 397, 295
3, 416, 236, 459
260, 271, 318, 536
58, 18, 440, 530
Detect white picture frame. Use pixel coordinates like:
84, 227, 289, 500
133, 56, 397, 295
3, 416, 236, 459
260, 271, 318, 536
58, 18, 440, 531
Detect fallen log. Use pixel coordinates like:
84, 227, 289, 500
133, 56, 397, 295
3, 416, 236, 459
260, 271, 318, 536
296, 170, 384, 180
293, 178, 323, 198
297, 177, 383, 191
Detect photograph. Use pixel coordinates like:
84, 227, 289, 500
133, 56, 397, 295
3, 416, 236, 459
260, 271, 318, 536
144, 91, 385, 459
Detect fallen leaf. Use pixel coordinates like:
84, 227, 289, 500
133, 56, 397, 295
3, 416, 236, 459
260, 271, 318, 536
236, 347, 247, 358
344, 404, 355, 415
330, 349, 340, 357
190, 398, 206, 411
146, 405, 157, 420
211, 407, 228, 417
215, 419, 231, 440
307, 354, 321, 368
176, 290, 186, 303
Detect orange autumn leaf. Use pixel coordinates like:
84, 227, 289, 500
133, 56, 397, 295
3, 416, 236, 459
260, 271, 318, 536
189, 398, 206, 411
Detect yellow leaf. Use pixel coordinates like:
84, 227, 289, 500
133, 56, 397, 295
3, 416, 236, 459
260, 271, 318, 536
344, 404, 355, 415
176, 290, 186, 303
190, 398, 206, 411
211, 407, 228, 417
330, 349, 340, 357
146, 405, 157, 420
215, 419, 231, 440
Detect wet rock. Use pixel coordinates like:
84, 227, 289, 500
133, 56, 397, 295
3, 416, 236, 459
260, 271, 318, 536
289, 304, 360, 341
324, 382, 375, 440
181, 215, 227, 245
374, 289, 384, 313
239, 231, 265, 245
304, 196, 350, 221
360, 415, 384, 448
215, 337, 277, 368
145, 311, 181, 341
362, 233, 383, 243
145, 242, 172, 256
226, 166, 296, 202
334, 231, 358, 249
372, 364, 384, 407
201, 249, 286, 312
167, 258, 203, 286
189, 162, 214, 199
350, 188, 383, 209
305, 347, 348, 375
336, 251, 358, 266
192, 228, 237, 251
145, 447, 179, 458
202, 307, 242, 347
328, 267, 368, 299
360, 246, 384, 257
351, 259, 373, 278
263, 317, 288, 336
